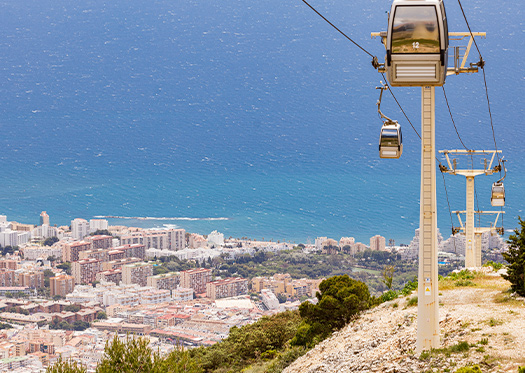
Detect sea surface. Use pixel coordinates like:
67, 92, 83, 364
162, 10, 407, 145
0, 0, 523, 244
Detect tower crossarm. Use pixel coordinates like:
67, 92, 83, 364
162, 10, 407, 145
439, 150, 501, 176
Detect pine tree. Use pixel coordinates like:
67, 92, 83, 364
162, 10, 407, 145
502, 217, 525, 296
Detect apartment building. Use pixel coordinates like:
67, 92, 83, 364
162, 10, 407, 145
122, 263, 153, 287
206, 277, 248, 300
370, 235, 386, 251
86, 235, 113, 250
146, 272, 180, 291
72, 259, 102, 284
113, 244, 146, 260
17, 272, 44, 289
49, 275, 75, 297
0, 260, 18, 270
108, 249, 125, 261
172, 288, 193, 302
78, 249, 109, 262
180, 268, 212, 294
95, 269, 122, 285
63, 241, 91, 262
142, 289, 171, 304
120, 229, 185, 251
102, 257, 142, 271
0, 269, 15, 287
71, 219, 90, 240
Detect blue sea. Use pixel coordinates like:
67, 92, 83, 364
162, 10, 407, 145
0, 0, 523, 244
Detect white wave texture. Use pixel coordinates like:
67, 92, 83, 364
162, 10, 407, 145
93, 215, 229, 221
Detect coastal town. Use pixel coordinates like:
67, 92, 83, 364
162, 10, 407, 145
0, 212, 509, 372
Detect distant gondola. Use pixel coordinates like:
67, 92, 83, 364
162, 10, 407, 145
385, 0, 449, 86
491, 182, 505, 207
379, 121, 403, 159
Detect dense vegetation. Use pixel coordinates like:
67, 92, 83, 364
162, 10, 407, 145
502, 217, 525, 296
292, 275, 371, 346
47, 275, 374, 373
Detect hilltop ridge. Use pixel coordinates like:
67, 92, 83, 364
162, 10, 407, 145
284, 269, 525, 373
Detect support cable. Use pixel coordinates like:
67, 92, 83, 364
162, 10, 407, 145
381, 73, 421, 140
442, 87, 470, 151
457, 0, 502, 173
301, 0, 375, 58
440, 170, 458, 256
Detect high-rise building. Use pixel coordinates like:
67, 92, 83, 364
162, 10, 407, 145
206, 277, 248, 300
120, 229, 185, 251
63, 241, 91, 262
147, 272, 180, 292
0, 230, 18, 247
180, 268, 212, 294
0, 268, 15, 287
17, 271, 44, 289
370, 235, 386, 251
122, 263, 153, 287
50, 274, 75, 297
89, 219, 109, 233
86, 235, 113, 250
207, 230, 224, 247
71, 218, 90, 240
40, 211, 50, 226
72, 259, 102, 284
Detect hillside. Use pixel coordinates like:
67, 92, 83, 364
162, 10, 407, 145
284, 270, 525, 373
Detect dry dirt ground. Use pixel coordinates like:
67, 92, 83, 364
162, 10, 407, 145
284, 270, 525, 373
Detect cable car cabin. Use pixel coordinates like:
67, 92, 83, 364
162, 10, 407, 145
379, 122, 403, 159
386, 0, 449, 86
491, 182, 505, 207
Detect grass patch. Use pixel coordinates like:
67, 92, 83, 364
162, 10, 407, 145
455, 365, 482, 373
406, 296, 418, 307
487, 318, 503, 327
449, 341, 470, 353
493, 292, 524, 306
455, 279, 476, 287
478, 338, 488, 345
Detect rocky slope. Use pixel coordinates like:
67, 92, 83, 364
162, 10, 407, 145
284, 270, 525, 373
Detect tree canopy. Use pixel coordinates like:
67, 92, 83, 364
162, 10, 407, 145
292, 274, 371, 346
502, 217, 525, 296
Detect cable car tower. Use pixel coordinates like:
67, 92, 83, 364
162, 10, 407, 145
439, 150, 505, 268
371, 0, 486, 352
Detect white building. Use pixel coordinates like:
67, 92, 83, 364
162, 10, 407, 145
17, 232, 31, 246
172, 287, 193, 302
0, 230, 19, 247
0, 215, 6, 225
406, 228, 443, 259
208, 231, 224, 248
21, 245, 63, 261
314, 237, 328, 251
30, 224, 59, 240
142, 289, 171, 304
71, 219, 90, 240
261, 289, 280, 310
90, 219, 109, 233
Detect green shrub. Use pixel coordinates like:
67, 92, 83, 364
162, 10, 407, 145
400, 278, 418, 296
518, 366, 525, 373
483, 261, 503, 271
381, 290, 398, 302
292, 275, 371, 346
